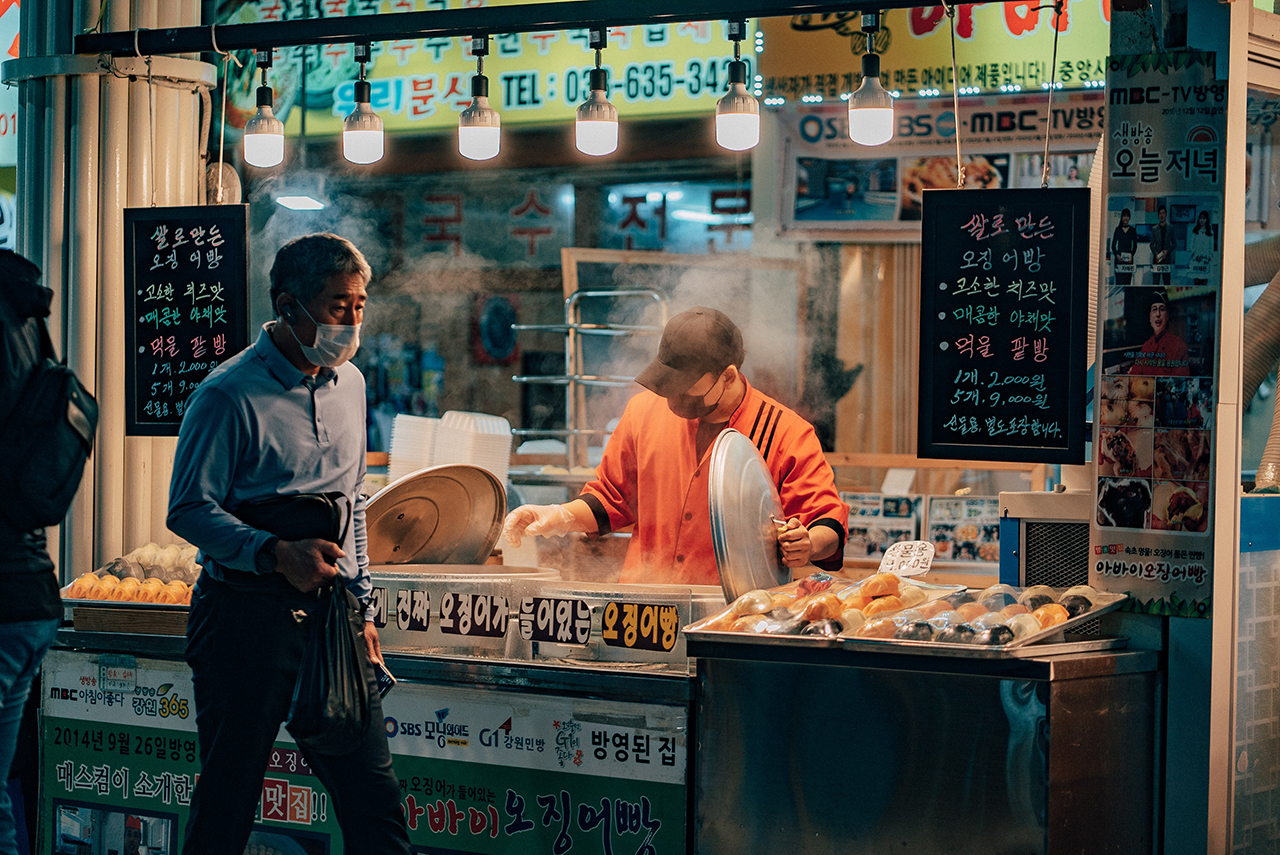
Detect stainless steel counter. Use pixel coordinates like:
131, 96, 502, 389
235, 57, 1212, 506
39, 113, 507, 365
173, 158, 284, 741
691, 639, 1158, 855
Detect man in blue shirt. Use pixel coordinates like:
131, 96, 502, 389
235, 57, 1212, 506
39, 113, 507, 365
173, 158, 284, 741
168, 233, 408, 854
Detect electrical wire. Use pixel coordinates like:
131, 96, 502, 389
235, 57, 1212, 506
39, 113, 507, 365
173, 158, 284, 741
1040, 1, 1063, 189
209, 24, 243, 204
945, 3, 965, 188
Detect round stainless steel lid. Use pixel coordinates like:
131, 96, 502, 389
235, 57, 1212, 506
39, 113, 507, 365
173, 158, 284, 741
365, 464, 505, 564
708, 428, 787, 601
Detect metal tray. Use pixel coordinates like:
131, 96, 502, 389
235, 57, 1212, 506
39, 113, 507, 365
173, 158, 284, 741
683, 626, 843, 650
1001, 591, 1129, 648
60, 597, 188, 612
366, 464, 505, 564
682, 627, 1126, 659
840, 633, 1128, 659
708, 429, 787, 601
683, 577, 965, 634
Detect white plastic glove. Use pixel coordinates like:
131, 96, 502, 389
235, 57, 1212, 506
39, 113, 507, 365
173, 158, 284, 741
502, 504, 580, 547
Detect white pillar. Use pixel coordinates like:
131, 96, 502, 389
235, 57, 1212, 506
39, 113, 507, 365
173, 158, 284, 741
122, 0, 157, 555
65, 0, 102, 578
94, 0, 134, 566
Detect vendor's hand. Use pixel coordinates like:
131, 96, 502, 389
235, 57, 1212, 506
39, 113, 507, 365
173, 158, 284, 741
275, 538, 342, 593
776, 518, 813, 568
502, 504, 579, 547
362, 622, 384, 666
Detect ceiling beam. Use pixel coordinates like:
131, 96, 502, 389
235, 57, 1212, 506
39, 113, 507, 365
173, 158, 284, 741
74, 0, 913, 57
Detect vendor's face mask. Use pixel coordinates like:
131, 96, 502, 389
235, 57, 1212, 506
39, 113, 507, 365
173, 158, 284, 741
668, 372, 726, 420
292, 302, 361, 368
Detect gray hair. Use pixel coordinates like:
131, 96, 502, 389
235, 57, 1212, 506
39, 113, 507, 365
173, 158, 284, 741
269, 233, 371, 315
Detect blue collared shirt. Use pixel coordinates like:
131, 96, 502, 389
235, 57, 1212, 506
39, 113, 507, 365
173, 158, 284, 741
167, 323, 370, 604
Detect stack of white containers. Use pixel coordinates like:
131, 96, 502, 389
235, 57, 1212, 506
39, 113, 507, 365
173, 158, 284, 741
387, 415, 439, 485
433, 410, 513, 487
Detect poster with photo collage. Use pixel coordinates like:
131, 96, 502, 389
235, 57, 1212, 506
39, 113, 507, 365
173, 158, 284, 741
841, 492, 922, 564
779, 90, 1105, 233
1091, 52, 1225, 617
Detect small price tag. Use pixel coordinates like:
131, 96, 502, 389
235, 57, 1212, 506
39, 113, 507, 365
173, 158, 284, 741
98, 654, 137, 693
600, 601, 680, 653
878, 540, 936, 577
518, 596, 592, 646
438, 592, 508, 638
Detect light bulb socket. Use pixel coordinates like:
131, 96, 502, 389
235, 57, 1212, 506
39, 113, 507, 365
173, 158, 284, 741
344, 100, 383, 133
472, 72, 489, 98
354, 79, 371, 105
578, 87, 617, 122
727, 60, 747, 86
589, 67, 608, 93
861, 52, 880, 80
717, 82, 759, 116
459, 95, 500, 129
256, 84, 273, 107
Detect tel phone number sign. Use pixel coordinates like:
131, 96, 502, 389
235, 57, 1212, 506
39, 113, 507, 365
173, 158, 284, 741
918, 188, 1089, 464
123, 205, 249, 436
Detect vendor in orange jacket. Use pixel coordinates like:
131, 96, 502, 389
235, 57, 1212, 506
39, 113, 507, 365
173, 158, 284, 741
503, 307, 849, 586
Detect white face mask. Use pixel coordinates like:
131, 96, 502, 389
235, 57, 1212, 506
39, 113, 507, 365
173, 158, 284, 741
289, 302, 361, 368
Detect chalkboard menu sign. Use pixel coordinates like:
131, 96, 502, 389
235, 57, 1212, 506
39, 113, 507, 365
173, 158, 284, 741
123, 205, 250, 436
918, 188, 1089, 464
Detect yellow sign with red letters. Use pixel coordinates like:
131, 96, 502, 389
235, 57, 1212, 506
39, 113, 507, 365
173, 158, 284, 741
218, 0, 757, 136
758, 1, 1110, 100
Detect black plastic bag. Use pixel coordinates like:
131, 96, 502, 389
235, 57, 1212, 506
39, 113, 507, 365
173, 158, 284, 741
286, 581, 370, 755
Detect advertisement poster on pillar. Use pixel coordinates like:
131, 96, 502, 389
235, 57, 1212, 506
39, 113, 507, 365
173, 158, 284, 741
1092, 52, 1225, 617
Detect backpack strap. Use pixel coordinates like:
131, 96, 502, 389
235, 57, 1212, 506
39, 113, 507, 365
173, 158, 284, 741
34, 314, 61, 364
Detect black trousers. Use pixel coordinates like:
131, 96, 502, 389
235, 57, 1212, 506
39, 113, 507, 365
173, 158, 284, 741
181, 575, 409, 855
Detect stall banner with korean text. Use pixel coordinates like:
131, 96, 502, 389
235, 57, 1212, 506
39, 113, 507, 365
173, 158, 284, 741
40, 651, 687, 855
218, 1, 757, 138
780, 92, 1103, 232
759, 2, 1109, 101
406, 183, 573, 266
123, 205, 250, 436
918, 187, 1090, 464
1091, 52, 1225, 617
601, 181, 753, 254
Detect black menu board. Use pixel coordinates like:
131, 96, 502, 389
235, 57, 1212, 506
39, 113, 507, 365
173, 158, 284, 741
124, 205, 250, 436
918, 188, 1089, 464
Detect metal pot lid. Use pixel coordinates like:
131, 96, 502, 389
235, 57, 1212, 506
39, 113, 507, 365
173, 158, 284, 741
365, 465, 505, 565
708, 428, 788, 601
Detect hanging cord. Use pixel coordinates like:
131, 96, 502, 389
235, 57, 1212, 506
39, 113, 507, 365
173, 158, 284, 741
83, 0, 109, 34
945, 3, 965, 188
1040, 0, 1063, 189
134, 29, 157, 206
209, 24, 242, 204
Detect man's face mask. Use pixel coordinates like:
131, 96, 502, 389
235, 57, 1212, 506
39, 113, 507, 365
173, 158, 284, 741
290, 302, 361, 368
667, 373, 726, 420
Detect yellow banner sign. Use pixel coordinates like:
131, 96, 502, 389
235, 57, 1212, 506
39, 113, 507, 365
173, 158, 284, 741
759, 1, 1110, 100
218, 1, 756, 136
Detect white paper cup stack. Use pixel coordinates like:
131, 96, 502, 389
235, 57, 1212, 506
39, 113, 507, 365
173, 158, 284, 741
388, 415, 439, 485
433, 411, 513, 487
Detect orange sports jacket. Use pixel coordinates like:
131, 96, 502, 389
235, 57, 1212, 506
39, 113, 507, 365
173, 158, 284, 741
579, 380, 848, 586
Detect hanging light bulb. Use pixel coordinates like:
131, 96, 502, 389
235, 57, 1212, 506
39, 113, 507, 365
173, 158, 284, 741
716, 19, 759, 151
459, 36, 501, 161
847, 13, 894, 147
343, 43, 384, 164
242, 48, 284, 168
576, 27, 618, 156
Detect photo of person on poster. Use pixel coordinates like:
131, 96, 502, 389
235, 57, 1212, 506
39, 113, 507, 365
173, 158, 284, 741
1148, 205, 1174, 285
1111, 207, 1138, 285
1187, 209, 1218, 287
1129, 289, 1191, 376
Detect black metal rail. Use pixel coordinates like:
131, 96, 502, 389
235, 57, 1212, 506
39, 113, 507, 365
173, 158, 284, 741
74, 0, 921, 57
